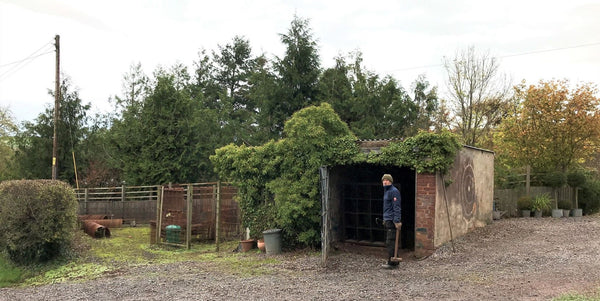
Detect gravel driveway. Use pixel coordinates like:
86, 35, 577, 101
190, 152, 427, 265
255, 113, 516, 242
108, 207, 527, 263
2, 216, 600, 300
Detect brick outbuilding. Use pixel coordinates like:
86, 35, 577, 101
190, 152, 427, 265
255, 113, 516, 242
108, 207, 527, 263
320, 140, 494, 263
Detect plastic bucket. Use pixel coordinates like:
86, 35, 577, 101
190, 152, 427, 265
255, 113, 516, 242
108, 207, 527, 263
262, 229, 282, 255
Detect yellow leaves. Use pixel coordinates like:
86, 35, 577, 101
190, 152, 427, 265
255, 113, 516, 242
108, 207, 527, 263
497, 79, 600, 170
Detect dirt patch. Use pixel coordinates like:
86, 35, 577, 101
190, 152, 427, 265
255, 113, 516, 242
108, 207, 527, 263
2, 216, 600, 300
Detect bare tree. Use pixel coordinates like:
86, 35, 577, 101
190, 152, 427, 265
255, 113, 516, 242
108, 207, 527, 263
443, 46, 514, 147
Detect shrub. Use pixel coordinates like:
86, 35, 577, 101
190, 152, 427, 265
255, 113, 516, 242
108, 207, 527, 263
542, 171, 566, 188
557, 200, 572, 210
567, 170, 587, 188
517, 196, 533, 211
0, 180, 78, 264
531, 193, 552, 212
212, 103, 361, 247
580, 178, 600, 214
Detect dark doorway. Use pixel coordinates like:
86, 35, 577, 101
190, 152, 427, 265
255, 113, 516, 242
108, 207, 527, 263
329, 164, 415, 250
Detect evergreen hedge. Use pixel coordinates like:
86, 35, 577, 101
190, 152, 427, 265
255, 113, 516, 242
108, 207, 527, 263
0, 180, 78, 264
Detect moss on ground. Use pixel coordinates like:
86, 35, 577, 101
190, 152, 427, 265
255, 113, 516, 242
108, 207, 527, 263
2, 226, 282, 287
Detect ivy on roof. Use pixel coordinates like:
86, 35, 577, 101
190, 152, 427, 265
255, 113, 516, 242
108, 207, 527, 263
367, 130, 462, 174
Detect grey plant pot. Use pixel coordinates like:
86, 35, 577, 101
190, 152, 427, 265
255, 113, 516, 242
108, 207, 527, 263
521, 210, 531, 218
552, 209, 563, 218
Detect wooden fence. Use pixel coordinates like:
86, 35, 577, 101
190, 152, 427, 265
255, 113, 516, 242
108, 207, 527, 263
76, 185, 160, 223
75, 182, 241, 242
494, 186, 575, 217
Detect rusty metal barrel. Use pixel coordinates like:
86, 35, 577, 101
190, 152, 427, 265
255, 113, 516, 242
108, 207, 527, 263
83, 220, 111, 238
85, 219, 122, 229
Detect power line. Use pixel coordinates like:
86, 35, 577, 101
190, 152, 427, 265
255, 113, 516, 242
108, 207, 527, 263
0, 40, 53, 68
0, 51, 54, 82
0, 41, 54, 82
0, 50, 53, 68
385, 41, 600, 73
500, 41, 600, 59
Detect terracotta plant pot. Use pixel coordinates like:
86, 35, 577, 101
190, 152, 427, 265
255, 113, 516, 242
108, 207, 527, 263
257, 239, 265, 252
240, 239, 255, 252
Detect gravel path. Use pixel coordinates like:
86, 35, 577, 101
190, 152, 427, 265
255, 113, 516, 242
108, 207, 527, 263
2, 216, 600, 300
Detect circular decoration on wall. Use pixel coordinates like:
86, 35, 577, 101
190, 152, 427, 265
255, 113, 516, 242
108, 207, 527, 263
460, 159, 476, 220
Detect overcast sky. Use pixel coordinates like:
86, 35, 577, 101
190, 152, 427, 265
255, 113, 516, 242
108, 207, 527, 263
1, 0, 599, 124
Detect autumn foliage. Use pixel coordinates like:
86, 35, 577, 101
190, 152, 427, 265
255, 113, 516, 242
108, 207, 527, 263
495, 79, 600, 172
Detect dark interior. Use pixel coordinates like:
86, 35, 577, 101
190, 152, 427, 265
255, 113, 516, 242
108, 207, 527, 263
330, 163, 415, 250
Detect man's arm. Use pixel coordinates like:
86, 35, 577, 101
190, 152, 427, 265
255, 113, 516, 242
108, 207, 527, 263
393, 190, 401, 226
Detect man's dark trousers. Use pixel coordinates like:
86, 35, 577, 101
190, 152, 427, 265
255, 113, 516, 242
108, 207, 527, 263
384, 220, 399, 266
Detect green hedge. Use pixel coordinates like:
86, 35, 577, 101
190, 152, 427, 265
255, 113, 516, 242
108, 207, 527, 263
580, 179, 600, 214
0, 180, 78, 264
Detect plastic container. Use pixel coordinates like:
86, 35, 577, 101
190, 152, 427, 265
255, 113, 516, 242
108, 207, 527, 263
262, 229, 282, 255
166, 224, 181, 243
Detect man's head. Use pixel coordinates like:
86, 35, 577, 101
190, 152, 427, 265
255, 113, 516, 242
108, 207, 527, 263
381, 174, 393, 185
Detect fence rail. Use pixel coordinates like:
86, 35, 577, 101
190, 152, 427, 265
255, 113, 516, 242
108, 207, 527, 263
76, 185, 161, 223
75, 182, 241, 243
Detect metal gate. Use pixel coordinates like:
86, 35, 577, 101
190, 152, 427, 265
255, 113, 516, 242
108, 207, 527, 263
342, 182, 386, 245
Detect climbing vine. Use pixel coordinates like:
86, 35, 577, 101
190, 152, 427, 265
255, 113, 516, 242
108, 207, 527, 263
368, 129, 461, 174
210, 103, 461, 247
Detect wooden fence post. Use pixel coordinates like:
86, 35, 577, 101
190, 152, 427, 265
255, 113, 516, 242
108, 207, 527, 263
84, 188, 89, 215
156, 186, 163, 244
186, 184, 192, 250
215, 181, 221, 252
121, 184, 126, 219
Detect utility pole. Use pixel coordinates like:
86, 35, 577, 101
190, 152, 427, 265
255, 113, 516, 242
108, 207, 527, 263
52, 35, 60, 180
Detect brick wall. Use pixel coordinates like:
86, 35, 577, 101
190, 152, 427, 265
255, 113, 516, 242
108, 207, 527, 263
415, 173, 436, 257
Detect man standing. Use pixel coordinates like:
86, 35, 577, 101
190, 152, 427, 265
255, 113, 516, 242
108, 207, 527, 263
381, 173, 401, 269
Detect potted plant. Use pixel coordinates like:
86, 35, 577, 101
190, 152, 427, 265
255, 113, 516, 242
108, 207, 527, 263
567, 170, 587, 217
531, 194, 552, 217
542, 171, 567, 218
257, 239, 266, 252
517, 196, 532, 218
557, 200, 572, 217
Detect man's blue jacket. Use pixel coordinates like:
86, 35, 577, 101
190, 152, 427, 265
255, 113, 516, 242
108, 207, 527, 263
383, 184, 401, 223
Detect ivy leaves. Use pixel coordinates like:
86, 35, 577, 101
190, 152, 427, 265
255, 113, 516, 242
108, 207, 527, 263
369, 130, 461, 174
211, 104, 461, 246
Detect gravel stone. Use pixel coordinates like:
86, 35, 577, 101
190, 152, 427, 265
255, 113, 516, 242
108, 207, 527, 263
2, 216, 600, 300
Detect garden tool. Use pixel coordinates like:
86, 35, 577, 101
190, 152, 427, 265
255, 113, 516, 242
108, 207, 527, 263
390, 227, 402, 262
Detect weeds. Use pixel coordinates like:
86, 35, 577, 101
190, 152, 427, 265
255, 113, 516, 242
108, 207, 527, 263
554, 288, 600, 301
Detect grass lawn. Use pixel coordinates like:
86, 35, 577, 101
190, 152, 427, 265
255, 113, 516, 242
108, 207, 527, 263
0, 256, 22, 287
0, 225, 280, 288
